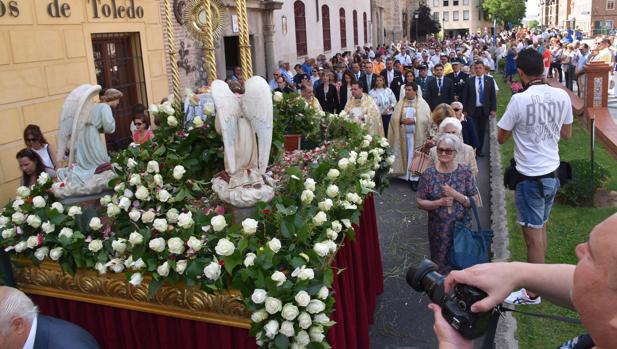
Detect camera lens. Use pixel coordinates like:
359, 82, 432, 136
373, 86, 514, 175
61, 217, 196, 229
406, 259, 446, 304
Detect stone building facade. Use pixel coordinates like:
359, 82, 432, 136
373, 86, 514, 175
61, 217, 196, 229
431, 0, 493, 37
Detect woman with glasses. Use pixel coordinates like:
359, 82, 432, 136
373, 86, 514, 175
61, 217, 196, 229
451, 101, 479, 150
429, 117, 478, 177
132, 114, 154, 145
416, 133, 479, 273
15, 148, 50, 187
23, 124, 56, 177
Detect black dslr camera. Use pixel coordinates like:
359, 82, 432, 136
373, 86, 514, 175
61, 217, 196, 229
406, 259, 492, 339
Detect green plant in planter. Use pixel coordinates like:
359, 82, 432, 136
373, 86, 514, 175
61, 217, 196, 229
559, 159, 609, 206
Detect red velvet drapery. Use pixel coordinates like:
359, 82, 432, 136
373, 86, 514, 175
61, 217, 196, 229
29, 196, 383, 349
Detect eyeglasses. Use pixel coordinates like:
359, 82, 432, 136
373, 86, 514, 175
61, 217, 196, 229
135, 122, 144, 126
312, 70, 317, 73
453, 108, 461, 111
437, 148, 456, 155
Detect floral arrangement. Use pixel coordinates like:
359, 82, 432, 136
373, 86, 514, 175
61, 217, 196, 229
510, 81, 524, 94
0, 91, 393, 348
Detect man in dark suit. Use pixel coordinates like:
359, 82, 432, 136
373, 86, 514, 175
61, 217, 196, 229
425, 63, 455, 111
445, 60, 468, 101
0, 286, 100, 349
380, 58, 403, 101
462, 61, 497, 157
416, 64, 434, 98
360, 61, 378, 93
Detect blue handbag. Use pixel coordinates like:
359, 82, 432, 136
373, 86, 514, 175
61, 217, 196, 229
450, 197, 493, 270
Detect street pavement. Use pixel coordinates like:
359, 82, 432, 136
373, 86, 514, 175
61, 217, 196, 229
369, 142, 491, 349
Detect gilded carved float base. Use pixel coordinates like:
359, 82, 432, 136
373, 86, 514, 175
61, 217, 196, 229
11, 258, 251, 329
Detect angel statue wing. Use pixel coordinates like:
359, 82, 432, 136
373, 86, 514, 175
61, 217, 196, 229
56, 84, 101, 166
211, 79, 242, 175
241, 76, 273, 175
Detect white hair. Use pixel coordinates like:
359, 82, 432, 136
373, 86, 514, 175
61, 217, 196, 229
0, 287, 38, 335
450, 101, 463, 109
436, 133, 462, 153
439, 117, 463, 135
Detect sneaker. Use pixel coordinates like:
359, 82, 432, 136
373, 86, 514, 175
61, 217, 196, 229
505, 288, 541, 305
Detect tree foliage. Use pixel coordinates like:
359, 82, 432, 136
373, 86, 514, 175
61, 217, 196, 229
409, 5, 441, 40
527, 19, 540, 29
482, 0, 526, 26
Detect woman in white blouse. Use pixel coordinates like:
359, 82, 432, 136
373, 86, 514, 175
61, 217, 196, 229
369, 75, 397, 138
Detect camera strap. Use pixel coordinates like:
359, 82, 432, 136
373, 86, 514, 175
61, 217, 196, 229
497, 304, 582, 324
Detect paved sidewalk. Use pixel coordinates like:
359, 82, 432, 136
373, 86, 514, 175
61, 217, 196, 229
369, 142, 491, 349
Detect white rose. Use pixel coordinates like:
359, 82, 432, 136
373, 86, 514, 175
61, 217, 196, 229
149, 237, 166, 252
338, 158, 350, 170
341, 219, 352, 228
153, 174, 164, 187
203, 102, 215, 116
309, 325, 325, 342
128, 210, 141, 222
0, 216, 9, 227
129, 272, 143, 286
166, 208, 179, 224
34, 247, 49, 261
173, 165, 186, 180
132, 258, 146, 270
317, 286, 329, 300
326, 184, 339, 198
280, 321, 295, 337
251, 289, 267, 304
167, 115, 178, 126
187, 236, 203, 252
327, 169, 340, 180
312, 211, 327, 226
241, 218, 258, 235
298, 312, 312, 329
128, 231, 143, 246
153, 218, 168, 233
243, 252, 256, 267
177, 212, 193, 229
192, 116, 204, 128
126, 158, 138, 169
313, 313, 330, 325
214, 238, 235, 256
268, 237, 281, 253
380, 137, 389, 147
26, 235, 39, 249
148, 104, 160, 114
273, 91, 283, 102
107, 204, 121, 217
361, 139, 371, 148
296, 267, 314, 281
304, 178, 316, 191
318, 199, 333, 212
167, 237, 185, 254
26, 215, 41, 229
264, 319, 280, 339
210, 215, 227, 232
141, 210, 155, 224
147, 160, 160, 173
88, 239, 103, 252
135, 186, 150, 201
295, 291, 311, 307
251, 309, 268, 323
14, 241, 27, 253
129, 174, 141, 186
157, 190, 171, 203
157, 261, 170, 277
331, 221, 343, 233
89, 217, 103, 231
41, 221, 55, 234
281, 303, 300, 321
11, 212, 25, 224
94, 262, 107, 274
203, 261, 221, 280
265, 297, 283, 314
58, 227, 73, 239
37, 172, 50, 185
313, 242, 330, 257
306, 299, 326, 314
326, 228, 338, 240
271, 271, 287, 286
300, 190, 314, 204
118, 197, 131, 211
16, 186, 30, 198
1, 228, 15, 239
49, 247, 63, 261
32, 196, 46, 208
106, 258, 125, 273
325, 240, 337, 253
175, 260, 188, 274
111, 239, 127, 254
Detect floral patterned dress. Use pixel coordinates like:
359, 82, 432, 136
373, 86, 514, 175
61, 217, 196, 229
417, 164, 478, 274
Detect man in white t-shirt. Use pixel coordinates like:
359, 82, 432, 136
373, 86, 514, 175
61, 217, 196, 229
497, 48, 573, 305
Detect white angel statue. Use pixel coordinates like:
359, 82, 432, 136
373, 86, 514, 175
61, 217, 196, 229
52, 85, 119, 199
210, 77, 275, 207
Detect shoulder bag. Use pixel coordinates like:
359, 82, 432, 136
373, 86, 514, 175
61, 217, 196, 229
450, 197, 494, 270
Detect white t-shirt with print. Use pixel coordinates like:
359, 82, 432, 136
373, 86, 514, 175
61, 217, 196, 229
497, 84, 573, 176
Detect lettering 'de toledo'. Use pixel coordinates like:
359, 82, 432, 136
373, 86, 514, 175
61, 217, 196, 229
0, 0, 145, 19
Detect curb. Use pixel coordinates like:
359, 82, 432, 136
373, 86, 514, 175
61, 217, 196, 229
488, 117, 519, 349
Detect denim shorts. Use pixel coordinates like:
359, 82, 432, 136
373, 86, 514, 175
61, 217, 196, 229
514, 178, 560, 229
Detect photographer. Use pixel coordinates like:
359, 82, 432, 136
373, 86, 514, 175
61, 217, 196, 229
497, 47, 572, 304
428, 213, 617, 349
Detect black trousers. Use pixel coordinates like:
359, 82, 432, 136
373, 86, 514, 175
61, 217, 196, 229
471, 107, 489, 152
382, 114, 392, 138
